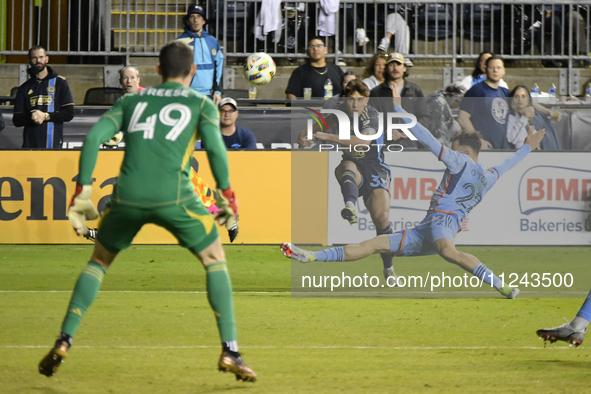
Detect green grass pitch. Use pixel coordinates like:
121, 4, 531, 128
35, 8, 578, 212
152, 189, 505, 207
1, 245, 590, 393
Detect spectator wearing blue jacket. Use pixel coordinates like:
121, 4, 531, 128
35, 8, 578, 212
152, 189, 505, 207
176, 4, 224, 105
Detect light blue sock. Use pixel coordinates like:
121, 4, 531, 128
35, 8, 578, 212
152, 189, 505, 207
472, 263, 502, 290
315, 247, 345, 262
575, 290, 591, 323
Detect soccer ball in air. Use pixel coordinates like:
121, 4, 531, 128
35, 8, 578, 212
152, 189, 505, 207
243, 52, 276, 85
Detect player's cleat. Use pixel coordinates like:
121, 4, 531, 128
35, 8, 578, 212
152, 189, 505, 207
383, 266, 398, 287
218, 351, 257, 382
341, 205, 358, 225
280, 242, 316, 263
38, 345, 68, 377
84, 228, 98, 242
499, 285, 520, 299
537, 323, 586, 347
228, 220, 239, 243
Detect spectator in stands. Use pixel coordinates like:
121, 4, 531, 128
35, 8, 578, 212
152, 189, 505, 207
507, 85, 561, 150
199, 98, 257, 150
457, 55, 510, 149
176, 4, 223, 105
534, 4, 565, 67
362, 54, 387, 90
285, 37, 344, 99
323, 71, 360, 109
369, 52, 427, 147
377, 10, 413, 67
119, 66, 146, 93
423, 84, 465, 147
460, 52, 508, 91
12, 45, 74, 149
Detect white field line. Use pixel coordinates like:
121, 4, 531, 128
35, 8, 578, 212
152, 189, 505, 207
0, 290, 587, 296
0, 345, 577, 351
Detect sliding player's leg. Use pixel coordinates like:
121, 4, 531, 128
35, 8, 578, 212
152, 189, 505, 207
432, 237, 519, 299
334, 161, 362, 225
536, 289, 590, 346
281, 233, 394, 263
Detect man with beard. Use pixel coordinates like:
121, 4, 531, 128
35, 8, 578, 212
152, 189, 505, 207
13, 45, 74, 149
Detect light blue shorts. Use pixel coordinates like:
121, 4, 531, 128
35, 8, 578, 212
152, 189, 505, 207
388, 212, 460, 257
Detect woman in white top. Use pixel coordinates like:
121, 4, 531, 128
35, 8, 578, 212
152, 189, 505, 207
460, 52, 508, 91
362, 54, 388, 90
506, 85, 561, 150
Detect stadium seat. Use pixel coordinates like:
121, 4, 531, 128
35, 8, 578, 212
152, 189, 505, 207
223, 89, 249, 99
460, 4, 502, 40
417, 4, 455, 39
83, 87, 125, 106
223, 89, 256, 106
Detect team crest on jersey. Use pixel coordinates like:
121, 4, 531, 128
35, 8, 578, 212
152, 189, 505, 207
211, 48, 217, 56
47, 86, 55, 93
28, 89, 33, 95
491, 97, 508, 124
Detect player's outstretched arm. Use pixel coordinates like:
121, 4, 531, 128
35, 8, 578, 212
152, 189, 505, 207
486, 128, 545, 190
392, 89, 444, 155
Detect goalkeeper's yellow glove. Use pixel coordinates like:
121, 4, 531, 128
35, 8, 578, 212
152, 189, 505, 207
68, 184, 99, 236
214, 187, 238, 230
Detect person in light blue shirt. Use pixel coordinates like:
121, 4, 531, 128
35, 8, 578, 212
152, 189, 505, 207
176, 4, 224, 105
281, 89, 546, 299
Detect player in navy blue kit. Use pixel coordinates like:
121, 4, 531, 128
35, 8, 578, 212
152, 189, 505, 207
299, 80, 396, 282
284, 88, 546, 299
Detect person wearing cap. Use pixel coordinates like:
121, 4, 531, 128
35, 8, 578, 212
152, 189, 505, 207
369, 52, 427, 147
176, 4, 224, 105
199, 98, 257, 149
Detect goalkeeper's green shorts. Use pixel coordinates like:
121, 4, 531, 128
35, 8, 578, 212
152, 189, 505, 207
96, 198, 219, 254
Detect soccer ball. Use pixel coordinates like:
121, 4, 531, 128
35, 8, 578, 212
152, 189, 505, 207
243, 52, 276, 85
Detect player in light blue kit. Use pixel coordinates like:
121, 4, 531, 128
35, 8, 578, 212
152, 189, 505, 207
537, 293, 590, 346
282, 89, 546, 299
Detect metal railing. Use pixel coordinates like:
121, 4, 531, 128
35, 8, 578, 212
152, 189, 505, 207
1, 0, 590, 67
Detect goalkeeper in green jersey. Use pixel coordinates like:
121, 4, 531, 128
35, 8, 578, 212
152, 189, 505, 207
38, 41, 256, 382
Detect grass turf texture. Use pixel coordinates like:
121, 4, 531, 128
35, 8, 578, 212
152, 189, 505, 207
0, 245, 590, 393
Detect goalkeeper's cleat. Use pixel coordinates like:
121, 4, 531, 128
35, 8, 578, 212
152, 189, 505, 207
84, 228, 98, 242
38, 343, 68, 377
228, 220, 239, 243
383, 266, 398, 287
280, 242, 315, 263
537, 323, 585, 347
499, 285, 520, 299
341, 205, 358, 225
218, 351, 257, 382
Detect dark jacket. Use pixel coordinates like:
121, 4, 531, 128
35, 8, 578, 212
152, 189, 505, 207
369, 80, 428, 148
13, 66, 74, 148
